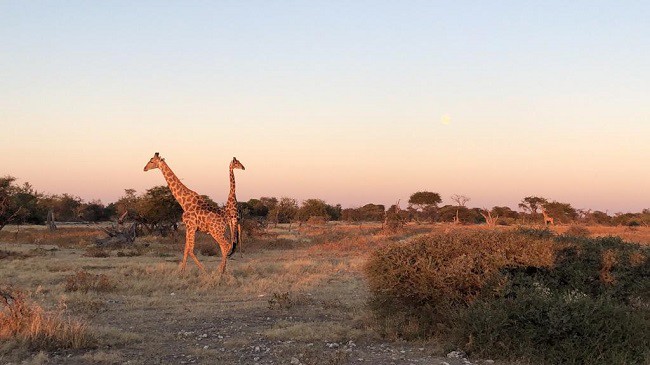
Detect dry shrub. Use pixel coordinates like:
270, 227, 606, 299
197, 242, 218, 256
365, 231, 554, 308
382, 211, 404, 235
0, 286, 96, 350
0, 248, 54, 261
116, 248, 143, 257
267, 291, 292, 309
263, 238, 297, 250
307, 216, 328, 225
83, 247, 110, 258
599, 249, 617, 285
629, 251, 646, 267
0, 250, 30, 260
564, 225, 590, 237
65, 271, 116, 293
240, 218, 266, 238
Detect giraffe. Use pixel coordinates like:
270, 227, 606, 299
225, 157, 245, 254
541, 208, 554, 226
143, 153, 233, 273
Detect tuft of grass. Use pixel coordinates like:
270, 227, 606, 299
0, 250, 31, 260
64, 271, 116, 293
116, 249, 143, 257
197, 242, 218, 256
83, 247, 110, 258
0, 286, 96, 350
268, 291, 292, 309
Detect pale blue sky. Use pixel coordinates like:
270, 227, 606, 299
1, 1, 649, 211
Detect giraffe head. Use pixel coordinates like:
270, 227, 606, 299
230, 157, 245, 171
144, 152, 163, 171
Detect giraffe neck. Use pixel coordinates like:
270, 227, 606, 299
158, 160, 196, 210
226, 167, 237, 217
226, 167, 237, 218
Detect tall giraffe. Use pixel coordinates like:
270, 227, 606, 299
225, 157, 245, 253
144, 153, 232, 273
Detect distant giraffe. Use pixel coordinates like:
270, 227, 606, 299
144, 153, 232, 273
541, 208, 554, 226
225, 157, 245, 253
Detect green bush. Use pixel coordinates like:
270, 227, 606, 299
457, 286, 649, 364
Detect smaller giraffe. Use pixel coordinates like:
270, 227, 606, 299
225, 157, 245, 255
541, 208, 554, 226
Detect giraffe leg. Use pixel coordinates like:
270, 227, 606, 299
181, 227, 205, 272
211, 234, 232, 274
180, 225, 196, 272
238, 223, 244, 257
188, 239, 206, 273
228, 221, 238, 257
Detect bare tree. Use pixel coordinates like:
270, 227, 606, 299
480, 208, 499, 227
451, 194, 470, 224
450, 194, 470, 207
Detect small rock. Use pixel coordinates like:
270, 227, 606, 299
447, 350, 466, 359
203, 345, 209, 350
290, 357, 300, 365
485, 361, 494, 364
254, 346, 261, 352
254, 357, 260, 361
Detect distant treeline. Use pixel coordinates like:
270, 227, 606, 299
1, 176, 648, 232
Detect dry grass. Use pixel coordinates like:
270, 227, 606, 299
552, 225, 650, 245
1, 222, 646, 364
64, 271, 117, 293
0, 226, 105, 247
0, 286, 95, 350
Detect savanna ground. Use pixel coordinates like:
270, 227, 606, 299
1, 223, 649, 365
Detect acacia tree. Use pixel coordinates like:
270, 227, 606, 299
518, 196, 548, 215
268, 197, 298, 226
542, 201, 578, 224
136, 186, 183, 234
408, 191, 442, 222
297, 199, 331, 222
114, 189, 140, 221
490, 206, 519, 225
